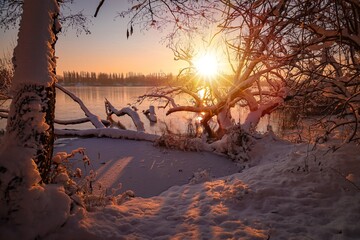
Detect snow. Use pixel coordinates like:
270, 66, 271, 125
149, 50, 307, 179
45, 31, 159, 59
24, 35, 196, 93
143, 105, 157, 123
41, 134, 360, 240
0, 136, 71, 240
12, 0, 59, 88
55, 128, 159, 141
53, 137, 238, 198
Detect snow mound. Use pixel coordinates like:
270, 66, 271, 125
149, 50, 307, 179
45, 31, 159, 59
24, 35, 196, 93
0, 139, 71, 240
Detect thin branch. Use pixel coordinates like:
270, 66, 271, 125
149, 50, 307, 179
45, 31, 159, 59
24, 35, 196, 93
94, 0, 105, 17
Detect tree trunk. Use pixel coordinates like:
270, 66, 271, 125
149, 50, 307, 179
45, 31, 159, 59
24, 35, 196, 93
4, 0, 60, 183
201, 114, 216, 139
6, 84, 55, 183
216, 102, 233, 138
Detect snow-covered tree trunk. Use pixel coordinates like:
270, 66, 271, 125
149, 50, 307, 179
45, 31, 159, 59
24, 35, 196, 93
4, 0, 60, 182
6, 85, 56, 182
0, 1, 71, 239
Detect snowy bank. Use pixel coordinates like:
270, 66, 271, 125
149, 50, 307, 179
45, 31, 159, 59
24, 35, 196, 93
47, 135, 360, 240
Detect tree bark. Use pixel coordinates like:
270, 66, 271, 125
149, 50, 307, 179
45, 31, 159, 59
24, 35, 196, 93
216, 102, 233, 138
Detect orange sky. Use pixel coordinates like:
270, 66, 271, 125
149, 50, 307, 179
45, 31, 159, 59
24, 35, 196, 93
0, 1, 185, 76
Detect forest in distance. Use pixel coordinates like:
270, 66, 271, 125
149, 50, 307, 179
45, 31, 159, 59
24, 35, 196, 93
58, 70, 175, 86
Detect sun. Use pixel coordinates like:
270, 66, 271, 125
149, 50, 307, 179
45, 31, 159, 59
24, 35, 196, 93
193, 53, 219, 79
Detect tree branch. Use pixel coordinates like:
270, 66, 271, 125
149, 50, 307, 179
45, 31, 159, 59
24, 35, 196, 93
55, 83, 105, 129
105, 98, 145, 132
94, 0, 105, 17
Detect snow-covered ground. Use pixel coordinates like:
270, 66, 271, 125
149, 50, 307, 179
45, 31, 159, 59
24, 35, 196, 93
53, 137, 239, 198
47, 134, 360, 240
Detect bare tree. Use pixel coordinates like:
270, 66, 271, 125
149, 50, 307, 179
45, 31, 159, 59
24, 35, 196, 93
121, 0, 295, 139
280, 0, 360, 144
119, 0, 360, 144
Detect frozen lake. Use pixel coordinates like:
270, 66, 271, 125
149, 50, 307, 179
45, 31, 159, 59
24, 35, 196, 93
1, 86, 283, 135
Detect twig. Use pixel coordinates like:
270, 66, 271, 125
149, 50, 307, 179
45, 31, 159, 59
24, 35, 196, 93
331, 167, 360, 191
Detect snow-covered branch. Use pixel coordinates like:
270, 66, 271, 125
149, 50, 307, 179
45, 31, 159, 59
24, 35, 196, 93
105, 98, 145, 132
55, 117, 110, 126
308, 23, 360, 50
242, 96, 284, 131
55, 83, 105, 129
55, 128, 159, 142
166, 105, 216, 115
0, 108, 111, 127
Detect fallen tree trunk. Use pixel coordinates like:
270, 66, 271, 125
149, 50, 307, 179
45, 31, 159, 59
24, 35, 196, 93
55, 128, 159, 142
55, 117, 110, 126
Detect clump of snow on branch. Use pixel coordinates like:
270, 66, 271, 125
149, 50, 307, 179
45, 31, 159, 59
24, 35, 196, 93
51, 148, 90, 186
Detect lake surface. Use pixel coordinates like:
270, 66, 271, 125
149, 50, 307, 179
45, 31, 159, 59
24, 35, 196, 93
1, 86, 283, 135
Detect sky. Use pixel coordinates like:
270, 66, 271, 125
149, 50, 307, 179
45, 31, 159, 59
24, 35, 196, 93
0, 0, 185, 76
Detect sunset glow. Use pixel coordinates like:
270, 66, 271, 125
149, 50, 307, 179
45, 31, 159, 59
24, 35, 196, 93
193, 53, 219, 79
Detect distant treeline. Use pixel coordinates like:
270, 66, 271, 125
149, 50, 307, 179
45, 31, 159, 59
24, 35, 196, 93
58, 71, 175, 86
